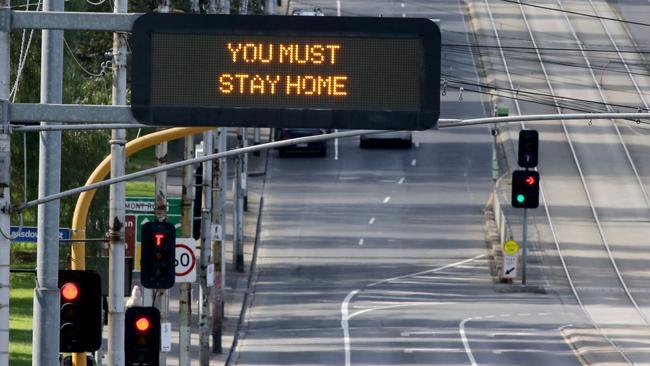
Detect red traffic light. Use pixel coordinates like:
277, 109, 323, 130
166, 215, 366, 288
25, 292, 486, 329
135, 316, 151, 332
525, 175, 536, 185
61, 282, 80, 301
154, 233, 165, 246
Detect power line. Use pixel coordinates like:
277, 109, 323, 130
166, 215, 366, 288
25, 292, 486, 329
500, 0, 650, 28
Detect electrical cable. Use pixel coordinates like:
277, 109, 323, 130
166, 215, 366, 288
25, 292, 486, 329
63, 38, 107, 77
500, 0, 650, 27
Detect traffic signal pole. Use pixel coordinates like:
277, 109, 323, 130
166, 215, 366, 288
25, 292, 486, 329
522, 208, 528, 285
154, 140, 169, 366
179, 136, 193, 366
33, 0, 64, 362
0, 2, 10, 363
199, 131, 213, 365
107, 0, 128, 362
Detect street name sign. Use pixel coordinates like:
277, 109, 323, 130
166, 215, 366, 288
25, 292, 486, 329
131, 14, 441, 130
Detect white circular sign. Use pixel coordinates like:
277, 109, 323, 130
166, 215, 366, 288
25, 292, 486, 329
175, 238, 197, 283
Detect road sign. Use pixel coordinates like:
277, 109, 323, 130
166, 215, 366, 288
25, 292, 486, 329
175, 238, 197, 283
501, 240, 520, 280
131, 14, 441, 130
503, 240, 520, 256
10, 226, 71, 243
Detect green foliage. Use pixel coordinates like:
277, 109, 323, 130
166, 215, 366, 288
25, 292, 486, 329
10, 273, 34, 366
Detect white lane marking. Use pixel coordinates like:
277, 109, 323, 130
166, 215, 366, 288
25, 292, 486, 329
489, 332, 537, 338
383, 196, 391, 203
336, 0, 341, 16
368, 217, 375, 225
339, 176, 360, 180
401, 331, 441, 337
400, 2, 405, 6
459, 318, 478, 366
398, 177, 405, 185
341, 289, 359, 366
379, 179, 397, 183
411, 159, 417, 166
358, 238, 364, 246
414, 141, 420, 148
341, 255, 486, 366
368, 254, 486, 287
405, 348, 463, 353
334, 129, 339, 160
357, 295, 437, 301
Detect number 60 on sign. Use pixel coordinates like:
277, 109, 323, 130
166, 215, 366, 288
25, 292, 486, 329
175, 238, 197, 283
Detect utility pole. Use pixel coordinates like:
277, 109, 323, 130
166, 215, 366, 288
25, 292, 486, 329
265, 0, 275, 15
32, 0, 64, 361
213, 127, 227, 352
233, 131, 244, 272
179, 136, 193, 366
107, 0, 128, 362
154, 141, 168, 366
242, 128, 248, 211
153, 0, 171, 363
0, 0, 11, 364
198, 132, 213, 365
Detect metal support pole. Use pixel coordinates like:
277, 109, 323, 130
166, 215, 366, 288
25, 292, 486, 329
233, 132, 244, 272
154, 142, 168, 366
199, 131, 213, 365
210, 129, 223, 353
217, 127, 227, 305
107, 0, 128, 362
241, 128, 248, 211
265, 0, 275, 15
522, 208, 528, 285
32, 0, 64, 361
179, 136, 194, 366
240, 0, 248, 14
0, 3, 11, 364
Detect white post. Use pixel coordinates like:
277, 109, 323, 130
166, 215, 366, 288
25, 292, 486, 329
199, 132, 213, 364
107, 0, 128, 361
0, 3, 11, 363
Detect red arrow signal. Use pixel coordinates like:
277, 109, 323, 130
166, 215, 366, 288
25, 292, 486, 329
525, 176, 536, 185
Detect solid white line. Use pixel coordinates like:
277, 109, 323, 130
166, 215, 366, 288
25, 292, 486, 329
368, 217, 375, 225
405, 348, 463, 353
341, 289, 359, 366
341, 255, 485, 366
459, 317, 478, 366
401, 330, 441, 337
398, 177, 405, 185
411, 159, 417, 166
383, 196, 391, 203
337, 0, 341, 16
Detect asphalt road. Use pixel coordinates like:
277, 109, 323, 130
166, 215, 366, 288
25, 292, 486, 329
228, 1, 589, 365
471, 0, 650, 363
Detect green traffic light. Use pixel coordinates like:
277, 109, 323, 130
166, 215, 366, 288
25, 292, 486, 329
516, 194, 525, 203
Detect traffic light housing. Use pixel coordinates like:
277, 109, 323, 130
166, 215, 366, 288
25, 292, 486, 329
518, 129, 538, 168
141, 221, 176, 289
58, 270, 103, 352
512, 170, 539, 208
125, 307, 161, 366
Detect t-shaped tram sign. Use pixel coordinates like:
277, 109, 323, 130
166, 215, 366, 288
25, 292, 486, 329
131, 13, 441, 130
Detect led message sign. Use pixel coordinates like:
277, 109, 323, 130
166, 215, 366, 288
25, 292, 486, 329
131, 14, 441, 130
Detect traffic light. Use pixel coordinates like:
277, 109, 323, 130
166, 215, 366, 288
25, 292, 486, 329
512, 170, 539, 208
58, 270, 102, 352
518, 129, 538, 168
141, 221, 176, 289
125, 307, 161, 366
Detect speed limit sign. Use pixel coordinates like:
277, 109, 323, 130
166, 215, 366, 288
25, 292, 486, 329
175, 238, 197, 283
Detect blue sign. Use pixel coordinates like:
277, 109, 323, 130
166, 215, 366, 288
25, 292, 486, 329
10, 226, 72, 243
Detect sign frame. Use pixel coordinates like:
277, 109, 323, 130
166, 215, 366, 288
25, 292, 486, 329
131, 13, 441, 130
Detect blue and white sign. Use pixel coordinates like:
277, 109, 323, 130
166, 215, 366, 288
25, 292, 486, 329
10, 226, 72, 243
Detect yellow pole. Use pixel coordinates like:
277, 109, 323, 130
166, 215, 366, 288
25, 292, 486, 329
69, 127, 210, 365
70, 127, 211, 270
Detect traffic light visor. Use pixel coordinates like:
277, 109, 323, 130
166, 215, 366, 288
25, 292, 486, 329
61, 282, 79, 301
